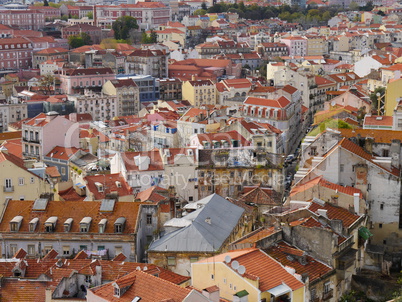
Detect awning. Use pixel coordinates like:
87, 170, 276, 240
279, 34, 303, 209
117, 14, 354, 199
266, 284, 291, 297
358, 227, 373, 240
75, 183, 86, 189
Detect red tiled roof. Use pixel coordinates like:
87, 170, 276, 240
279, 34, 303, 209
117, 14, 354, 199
0, 200, 141, 234
199, 249, 304, 291
196, 130, 250, 146
135, 186, 167, 203
1, 280, 49, 302
307, 200, 360, 228
244, 96, 291, 108
89, 270, 191, 302
45, 146, 79, 160
290, 176, 363, 198
364, 115, 393, 126
84, 173, 132, 200
265, 241, 333, 283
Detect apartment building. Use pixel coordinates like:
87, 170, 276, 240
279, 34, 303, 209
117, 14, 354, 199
59, 67, 115, 95
102, 79, 140, 116
0, 38, 33, 70
0, 9, 45, 30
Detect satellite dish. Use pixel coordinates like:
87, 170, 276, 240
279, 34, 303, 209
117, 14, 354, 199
331, 100, 336, 107
231, 260, 239, 270
136, 266, 141, 270
224, 255, 232, 264
143, 266, 148, 271
238, 265, 246, 275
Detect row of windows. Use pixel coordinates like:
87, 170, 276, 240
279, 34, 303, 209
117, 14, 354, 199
4, 177, 34, 187
9, 244, 115, 257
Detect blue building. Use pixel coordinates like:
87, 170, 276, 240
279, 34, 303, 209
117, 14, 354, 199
116, 74, 160, 102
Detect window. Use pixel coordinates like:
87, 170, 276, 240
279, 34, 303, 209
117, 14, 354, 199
211, 274, 214, 280
98, 245, 105, 251
324, 282, 331, 294
340, 164, 344, 172
189, 196, 193, 202
310, 288, 316, 301
115, 246, 122, 255
379, 223, 383, 228
167, 256, 176, 266
79, 245, 87, 251
44, 245, 52, 254
146, 214, 152, 225
63, 246, 70, 255
9, 244, 17, 257
18, 178, 24, 186
114, 217, 126, 233
5, 178, 12, 188
61, 167, 66, 175
27, 244, 35, 256
380, 203, 384, 210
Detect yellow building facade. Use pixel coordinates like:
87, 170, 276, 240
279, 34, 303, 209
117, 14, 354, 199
182, 80, 217, 107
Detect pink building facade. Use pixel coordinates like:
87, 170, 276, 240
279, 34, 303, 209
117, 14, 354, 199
280, 36, 307, 57
59, 67, 115, 94
0, 10, 45, 30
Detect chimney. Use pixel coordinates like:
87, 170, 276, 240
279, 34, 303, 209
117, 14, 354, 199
191, 75, 196, 81
205, 217, 211, 224
353, 193, 360, 215
93, 5, 97, 27
317, 209, 328, 218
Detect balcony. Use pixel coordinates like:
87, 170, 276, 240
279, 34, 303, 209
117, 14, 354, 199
3, 186, 14, 192
23, 137, 40, 143
322, 289, 333, 301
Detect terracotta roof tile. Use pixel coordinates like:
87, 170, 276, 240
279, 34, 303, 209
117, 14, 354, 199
307, 200, 360, 228
89, 270, 191, 301
265, 241, 334, 283
1, 279, 49, 302
0, 200, 141, 234
199, 249, 304, 291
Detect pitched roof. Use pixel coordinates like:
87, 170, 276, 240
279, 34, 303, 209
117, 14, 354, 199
89, 270, 191, 302
84, 173, 132, 200
0, 200, 141, 234
198, 248, 304, 291
45, 146, 79, 161
244, 96, 291, 108
265, 241, 333, 283
307, 199, 361, 228
149, 194, 244, 252
0, 280, 49, 302
290, 176, 363, 198
239, 186, 281, 206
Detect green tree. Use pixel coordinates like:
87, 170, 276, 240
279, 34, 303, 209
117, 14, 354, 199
349, 1, 359, 10
112, 16, 139, 41
193, 9, 206, 15
86, 11, 93, 19
201, 1, 207, 10
68, 33, 92, 48
39, 75, 56, 94
43, 0, 49, 6
68, 35, 84, 48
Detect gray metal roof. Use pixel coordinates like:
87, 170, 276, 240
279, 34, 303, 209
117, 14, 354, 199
149, 194, 244, 253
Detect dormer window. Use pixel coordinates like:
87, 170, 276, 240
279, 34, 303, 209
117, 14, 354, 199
10, 216, 23, 232
29, 218, 38, 232
64, 218, 73, 232
99, 218, 107, 233
45, 217, 58, 232
80, 217, 92, 233
95, 182, 103, 192
114, 217, 126, 233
